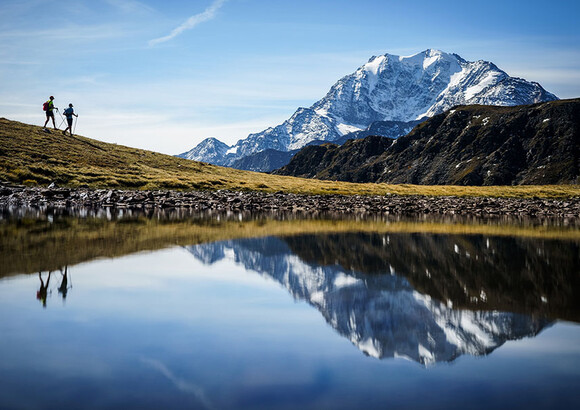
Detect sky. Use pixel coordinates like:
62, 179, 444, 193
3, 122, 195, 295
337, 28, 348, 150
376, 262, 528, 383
1, 0, 579, 155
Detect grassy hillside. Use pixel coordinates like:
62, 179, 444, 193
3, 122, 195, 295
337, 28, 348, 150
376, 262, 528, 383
1, 117, 580, 198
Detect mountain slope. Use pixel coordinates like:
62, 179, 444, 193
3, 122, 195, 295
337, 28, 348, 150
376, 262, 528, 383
276, 136, 395, 180
0, 118, 405, 194
181, 49, 558, 171
332, 120, 422, 145
275, 99, 580, 185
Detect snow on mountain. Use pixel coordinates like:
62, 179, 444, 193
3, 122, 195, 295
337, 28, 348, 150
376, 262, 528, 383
311, 49, 555, 126
180, 49, 558, 170
176, 137, 229, 163
185, 237, 549, 365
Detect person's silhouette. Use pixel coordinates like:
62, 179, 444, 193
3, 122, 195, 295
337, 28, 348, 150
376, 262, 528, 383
37, 271, 52, 308
58, 266, 70, 300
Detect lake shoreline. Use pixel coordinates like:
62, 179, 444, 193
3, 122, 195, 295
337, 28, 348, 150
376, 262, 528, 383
1, 183, 579, 219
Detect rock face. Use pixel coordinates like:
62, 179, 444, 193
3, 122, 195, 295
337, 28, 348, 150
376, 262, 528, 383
332, 120, 423, 146
275, 99, 580, 185
178, 49, 557, 171
277, 136, 395, 179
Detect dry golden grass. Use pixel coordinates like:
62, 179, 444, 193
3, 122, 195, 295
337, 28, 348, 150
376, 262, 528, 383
1, 118, 580, 198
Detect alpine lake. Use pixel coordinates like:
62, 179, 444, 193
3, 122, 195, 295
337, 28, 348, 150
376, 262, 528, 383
1, 205, 579, 410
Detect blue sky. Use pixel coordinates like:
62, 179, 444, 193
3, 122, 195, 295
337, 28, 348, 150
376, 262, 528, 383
1, 0, 579, 154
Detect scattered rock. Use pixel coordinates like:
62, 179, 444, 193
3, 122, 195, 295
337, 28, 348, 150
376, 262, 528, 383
0, 183, 579, 222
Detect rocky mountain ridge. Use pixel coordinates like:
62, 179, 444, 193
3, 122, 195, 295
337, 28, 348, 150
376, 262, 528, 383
275, 99, 580, 185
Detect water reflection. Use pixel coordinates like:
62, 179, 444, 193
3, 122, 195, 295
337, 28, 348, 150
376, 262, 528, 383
35, 267, 71, 307
3, 210, 580, 280
58, 266, 71, 300
1, 212, 579, 409
187, 233, 578, 365
1, 211, 579, 362
36, 271, 51, 307
3, 202, 580, 230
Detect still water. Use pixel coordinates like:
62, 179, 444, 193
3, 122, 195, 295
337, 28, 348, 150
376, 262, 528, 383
0, 213, 579, 409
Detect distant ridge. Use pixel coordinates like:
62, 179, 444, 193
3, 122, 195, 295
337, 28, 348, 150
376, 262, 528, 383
179, 49, 558, 171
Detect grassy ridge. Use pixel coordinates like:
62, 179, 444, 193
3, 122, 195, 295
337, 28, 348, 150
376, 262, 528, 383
1, 118, 580, 198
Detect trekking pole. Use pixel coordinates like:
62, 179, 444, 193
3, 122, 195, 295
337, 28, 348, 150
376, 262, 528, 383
58, 116, 66, 129
56, 108, 65, 129
73, 115, 78, 136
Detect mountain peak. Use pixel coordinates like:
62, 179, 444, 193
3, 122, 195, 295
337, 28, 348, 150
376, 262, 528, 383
397, 49, 454, 66
176, 136, 230, 162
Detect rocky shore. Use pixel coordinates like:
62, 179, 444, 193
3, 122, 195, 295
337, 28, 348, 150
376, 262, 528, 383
1, 183, 579, 222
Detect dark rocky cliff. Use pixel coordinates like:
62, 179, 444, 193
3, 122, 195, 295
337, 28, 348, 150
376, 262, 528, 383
273, 135, 395, 180
275, 99, 580, 185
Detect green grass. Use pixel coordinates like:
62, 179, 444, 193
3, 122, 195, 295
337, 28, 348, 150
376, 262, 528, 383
2, 117, 580, 198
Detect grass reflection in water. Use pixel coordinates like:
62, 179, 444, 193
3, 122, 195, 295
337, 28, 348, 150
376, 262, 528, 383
2, 209, 579, 323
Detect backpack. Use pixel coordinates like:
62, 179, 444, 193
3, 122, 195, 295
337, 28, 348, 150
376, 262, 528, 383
42, 101, 49, 111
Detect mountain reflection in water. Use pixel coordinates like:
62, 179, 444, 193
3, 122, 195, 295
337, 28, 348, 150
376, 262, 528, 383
187, 233, 579, 365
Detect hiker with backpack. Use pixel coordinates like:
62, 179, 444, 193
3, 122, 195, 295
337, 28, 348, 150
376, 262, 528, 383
42, 96, 58, 130
62, 103, 78, 136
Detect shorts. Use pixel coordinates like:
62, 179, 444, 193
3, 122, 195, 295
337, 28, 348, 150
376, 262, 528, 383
46, 110, 54, 118
67, 117, 73, 126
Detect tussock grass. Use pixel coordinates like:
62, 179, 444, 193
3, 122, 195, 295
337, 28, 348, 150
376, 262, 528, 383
1, 118, 580, 198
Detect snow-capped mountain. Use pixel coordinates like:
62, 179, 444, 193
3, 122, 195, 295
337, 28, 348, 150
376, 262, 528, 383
185, 235, 551, 365
178, 49, 557, 171
311, 50, 556, 125
178, 137, 229, 163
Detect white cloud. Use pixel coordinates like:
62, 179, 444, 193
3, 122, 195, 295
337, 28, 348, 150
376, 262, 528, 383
149, 0, 228, 47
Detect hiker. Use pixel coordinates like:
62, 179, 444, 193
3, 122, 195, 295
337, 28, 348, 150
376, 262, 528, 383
62, 104, 78, 136
43, 96, 58, 130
